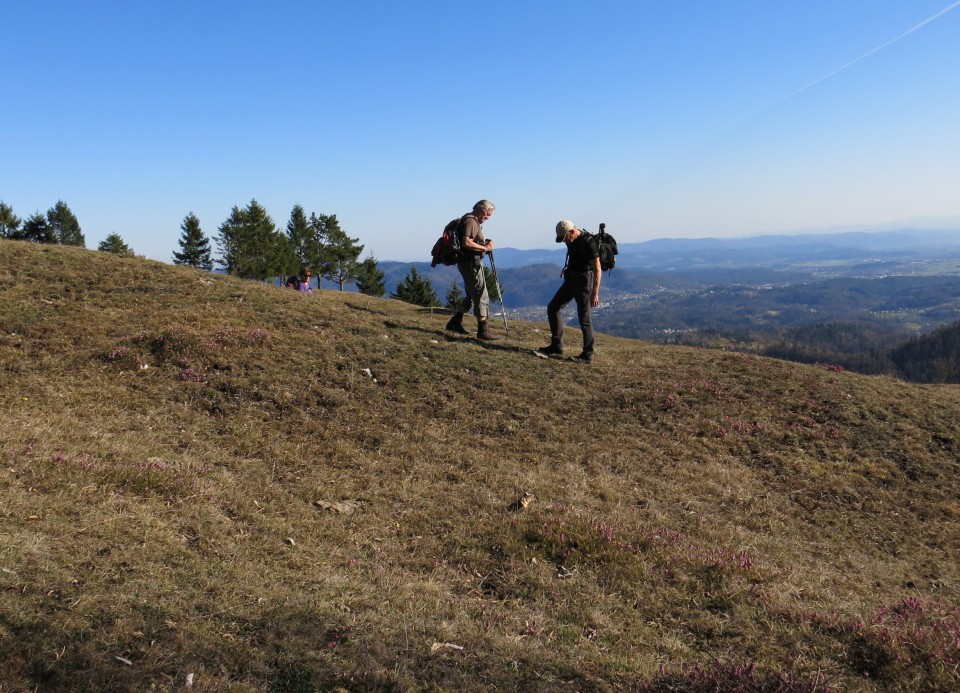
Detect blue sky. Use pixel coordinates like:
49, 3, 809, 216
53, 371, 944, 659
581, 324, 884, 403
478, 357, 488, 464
4, 1, 959, 263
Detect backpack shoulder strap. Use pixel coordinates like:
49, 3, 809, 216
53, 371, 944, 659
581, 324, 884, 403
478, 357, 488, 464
457, 213, 475, 244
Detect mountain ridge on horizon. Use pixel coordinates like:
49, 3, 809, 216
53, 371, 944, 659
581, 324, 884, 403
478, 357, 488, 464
394, 226, 960, 270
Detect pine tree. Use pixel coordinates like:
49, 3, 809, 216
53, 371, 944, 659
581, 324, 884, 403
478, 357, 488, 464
270, 230, 300, 281
445, 281, 464, 309
98, 233, 133, 255
47, 200, 85, 247
216, 200, 296, 281
0, 202, 22, 238
311, 213, 364, 290
391, 267, 440, 307
21, 213, 55, 243
286, 204, 314, 266
173, 213, 214, 270
355, 256, 386, 297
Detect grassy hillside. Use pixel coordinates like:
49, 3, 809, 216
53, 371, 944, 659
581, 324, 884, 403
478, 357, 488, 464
2, 240, 959, 692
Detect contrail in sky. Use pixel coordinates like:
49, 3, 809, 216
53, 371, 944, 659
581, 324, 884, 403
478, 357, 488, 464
592, 2, 960, 223
787, 0, 960, 98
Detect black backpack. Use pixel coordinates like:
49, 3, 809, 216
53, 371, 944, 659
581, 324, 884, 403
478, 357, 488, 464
562, 223, 619, 276
596, 223, 618, 272
430, 215, 468, 267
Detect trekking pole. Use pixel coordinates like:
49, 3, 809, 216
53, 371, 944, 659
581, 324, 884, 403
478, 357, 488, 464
487, 250, 509, 336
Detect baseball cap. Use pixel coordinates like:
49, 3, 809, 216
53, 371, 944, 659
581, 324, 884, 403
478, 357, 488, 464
555, 220, 575, 243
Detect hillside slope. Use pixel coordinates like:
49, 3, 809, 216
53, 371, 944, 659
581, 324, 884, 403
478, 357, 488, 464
1, 240, 959, 692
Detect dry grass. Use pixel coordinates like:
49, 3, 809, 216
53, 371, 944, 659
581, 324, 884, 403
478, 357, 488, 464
1, 239, 959, 691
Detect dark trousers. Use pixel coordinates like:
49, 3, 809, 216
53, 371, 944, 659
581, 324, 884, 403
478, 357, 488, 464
547, 270, 594, 355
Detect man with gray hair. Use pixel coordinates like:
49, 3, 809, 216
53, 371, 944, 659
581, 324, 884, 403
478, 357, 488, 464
538, 220, 601, 363
445, 199, 501, 341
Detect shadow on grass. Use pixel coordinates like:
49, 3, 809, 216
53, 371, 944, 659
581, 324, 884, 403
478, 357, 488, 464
382, 318, 550, 358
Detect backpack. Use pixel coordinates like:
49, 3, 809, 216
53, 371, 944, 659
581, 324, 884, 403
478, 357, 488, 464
595, 223, 618, 272
430, 215, 469, 267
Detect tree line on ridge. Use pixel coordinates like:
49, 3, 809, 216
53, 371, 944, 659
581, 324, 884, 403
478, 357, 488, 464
0, 198, 459, 305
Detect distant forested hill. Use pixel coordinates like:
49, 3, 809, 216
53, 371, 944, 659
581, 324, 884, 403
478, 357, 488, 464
890, 320, 960, 383
488, 228, 960, 271
592, 275, 960, 341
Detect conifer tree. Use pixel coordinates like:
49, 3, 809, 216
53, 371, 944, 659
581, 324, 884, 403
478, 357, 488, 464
445, 281, 464, 309
21, 212, 55, 243
0, 202, 22, 238
46, 200, 85, 247
173, 213, 214, 270
286, 204, 314, 266
271, 230, 300, 281
98, 233, 133, 255
311, 213, 364, 290
355, 255, 386, 297
391, 267, 440, 307
216, 200, 296, 281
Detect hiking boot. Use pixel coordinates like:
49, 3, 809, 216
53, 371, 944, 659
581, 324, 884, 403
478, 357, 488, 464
568, 353, 593, 364
476, 319, 502, 341
537, 342, 564, 356
445, 312, 469, 334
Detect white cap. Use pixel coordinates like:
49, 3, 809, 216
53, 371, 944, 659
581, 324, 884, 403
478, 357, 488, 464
555, 220, 576, 243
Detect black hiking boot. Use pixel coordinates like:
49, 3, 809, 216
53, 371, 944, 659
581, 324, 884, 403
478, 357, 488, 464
537, 342, 564, 356
445, 312, 469, 334
568, 352, 593, 364
476, 319, 501, 341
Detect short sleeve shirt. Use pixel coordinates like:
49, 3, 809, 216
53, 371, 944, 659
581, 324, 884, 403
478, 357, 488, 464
566, 233, 600, 273
460, 214, 485, 254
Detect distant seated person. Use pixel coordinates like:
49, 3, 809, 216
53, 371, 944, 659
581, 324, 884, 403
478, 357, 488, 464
286, 267, 313, 293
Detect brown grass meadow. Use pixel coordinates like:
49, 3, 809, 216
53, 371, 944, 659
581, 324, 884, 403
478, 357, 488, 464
1, 240, 959, 691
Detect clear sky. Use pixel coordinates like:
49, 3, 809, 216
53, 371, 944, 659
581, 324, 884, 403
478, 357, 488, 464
4, 1, 959, 263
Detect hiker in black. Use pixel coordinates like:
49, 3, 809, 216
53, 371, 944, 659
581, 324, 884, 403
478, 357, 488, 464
444, 199, 501, 341
538, 220, 601, 363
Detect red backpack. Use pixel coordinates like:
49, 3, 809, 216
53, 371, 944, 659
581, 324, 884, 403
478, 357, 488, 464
430, 215, 468, 267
